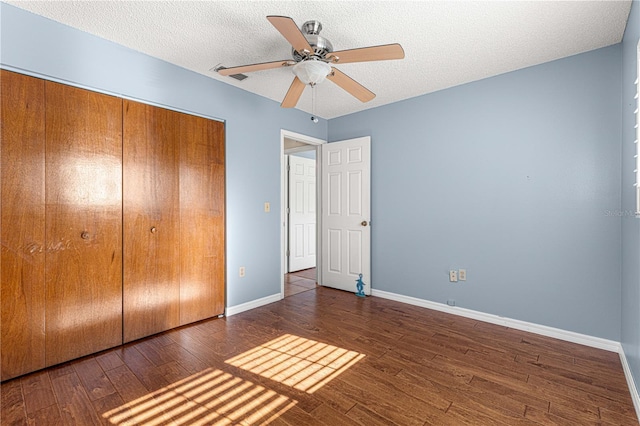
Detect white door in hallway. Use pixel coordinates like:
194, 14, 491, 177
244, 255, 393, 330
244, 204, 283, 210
321, 137, 371, 294
288, 155, 316, 272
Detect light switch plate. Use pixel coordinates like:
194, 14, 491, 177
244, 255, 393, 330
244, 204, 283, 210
264, 202, 270, 212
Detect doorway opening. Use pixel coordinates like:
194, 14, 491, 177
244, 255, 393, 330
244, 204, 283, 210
280, 130, 325, 298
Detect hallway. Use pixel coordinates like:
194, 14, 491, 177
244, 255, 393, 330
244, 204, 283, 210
284, 268, 317, 297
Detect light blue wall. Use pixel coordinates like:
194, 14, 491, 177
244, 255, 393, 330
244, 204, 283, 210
329, 45, 623, 340
0, 3, 328, 308
622, 0, 640, 400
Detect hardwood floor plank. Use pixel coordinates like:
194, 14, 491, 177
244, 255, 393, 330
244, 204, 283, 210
72, 357, 116, 401
155, 360, 191, 384
526, 373, 637, 419
103, 364, 149, 402
524, 405, 571, 425
158, 343, 210, 374
27, 403, 63, 426
310, 402, 363, 426
345, 403, 402, 426
94, 351, 124, 372
468, 375, 550, 412
90, 392, 125, 425
445, 403, 514, 426
263, 404, 325, 426
329, 371, 437, 425
134, 338, 179, 367
600, 405, 640, 425
351, 358, 452, 412
47, 363, 75, 380
20, 371, 56, 414
395, 368, 531, 423
1, 378, 27, 424
116, 346, 171, 392
50, 372, 102, 425
547, 400, 603, 424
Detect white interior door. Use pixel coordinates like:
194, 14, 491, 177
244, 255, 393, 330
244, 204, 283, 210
288, 155, 316, 272
321, 137, 371, 294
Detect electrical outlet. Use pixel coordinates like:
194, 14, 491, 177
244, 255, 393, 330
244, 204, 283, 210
449, 270, 458, 282
239, 266, 246, 278
264, 202, 270, 213
459, 269, 466, 281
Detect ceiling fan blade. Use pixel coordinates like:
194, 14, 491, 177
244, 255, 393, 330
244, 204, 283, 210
217, 60, 292, 76
327, 68, 375, 103
267, 15, 314, 56
281, 77, 306, 108
327, 44, 405, 64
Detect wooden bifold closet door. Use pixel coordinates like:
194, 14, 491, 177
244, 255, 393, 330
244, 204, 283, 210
1, 71, 47, 380
179, 112, 225, 325
123, 101, 225, 342
123, 101, 181, 342
44, 81, 123, 367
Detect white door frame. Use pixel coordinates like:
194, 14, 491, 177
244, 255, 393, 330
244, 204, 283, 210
280, 130, 326, 298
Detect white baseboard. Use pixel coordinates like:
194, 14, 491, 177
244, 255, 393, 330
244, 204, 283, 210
619, 346, 640, 421
371, 289, 620, 352
226, 293, 282, 317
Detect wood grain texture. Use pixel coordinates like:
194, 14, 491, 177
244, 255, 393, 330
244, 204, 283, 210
1, 287, 638, 424
1, 70, 47, 381
123, 100, 180, 343
44, 81, 123, 367
179, 113, 225, 325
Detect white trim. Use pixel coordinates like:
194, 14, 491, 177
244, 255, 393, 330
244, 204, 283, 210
226, 293, 282, 317
620, 346, 640, 421
371, 289, 620, 352
285, 145, 317, 155
280, 129, 326, 298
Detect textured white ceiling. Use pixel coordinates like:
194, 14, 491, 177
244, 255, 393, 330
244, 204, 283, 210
6, 1, 632, 119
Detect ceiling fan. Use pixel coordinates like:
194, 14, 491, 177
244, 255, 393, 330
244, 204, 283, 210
216, 15, 405, 109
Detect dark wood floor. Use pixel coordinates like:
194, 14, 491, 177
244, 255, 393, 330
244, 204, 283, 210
284, 268, 317, 297
2, 286, 638, 425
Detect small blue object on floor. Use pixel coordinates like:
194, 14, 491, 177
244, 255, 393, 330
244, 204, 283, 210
355, 273, 366, 297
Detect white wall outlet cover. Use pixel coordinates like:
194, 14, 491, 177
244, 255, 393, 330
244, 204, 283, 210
449, 270, 458, 282
459, 269, 467, 281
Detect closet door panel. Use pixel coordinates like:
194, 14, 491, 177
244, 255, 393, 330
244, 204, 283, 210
44, 82, 123, 366
179, 115, 225, 325
1, 71, 46, 380
123, 100, 180, 343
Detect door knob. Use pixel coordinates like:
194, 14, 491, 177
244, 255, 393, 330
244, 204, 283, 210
81, 231, 90, 240
150, 226, 157, 234
361, 221, 368, 227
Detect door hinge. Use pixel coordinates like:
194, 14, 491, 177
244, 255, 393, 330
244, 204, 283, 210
286, 250, 290, 256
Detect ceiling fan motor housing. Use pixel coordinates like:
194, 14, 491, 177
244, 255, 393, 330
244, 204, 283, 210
292, 20, 333, 62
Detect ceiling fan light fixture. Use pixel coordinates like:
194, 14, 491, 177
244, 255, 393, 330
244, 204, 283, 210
292, 60, 332, 86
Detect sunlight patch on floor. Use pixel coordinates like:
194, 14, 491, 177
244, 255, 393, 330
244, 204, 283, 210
102, 368, 296, 425
225, 334, 365, 394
